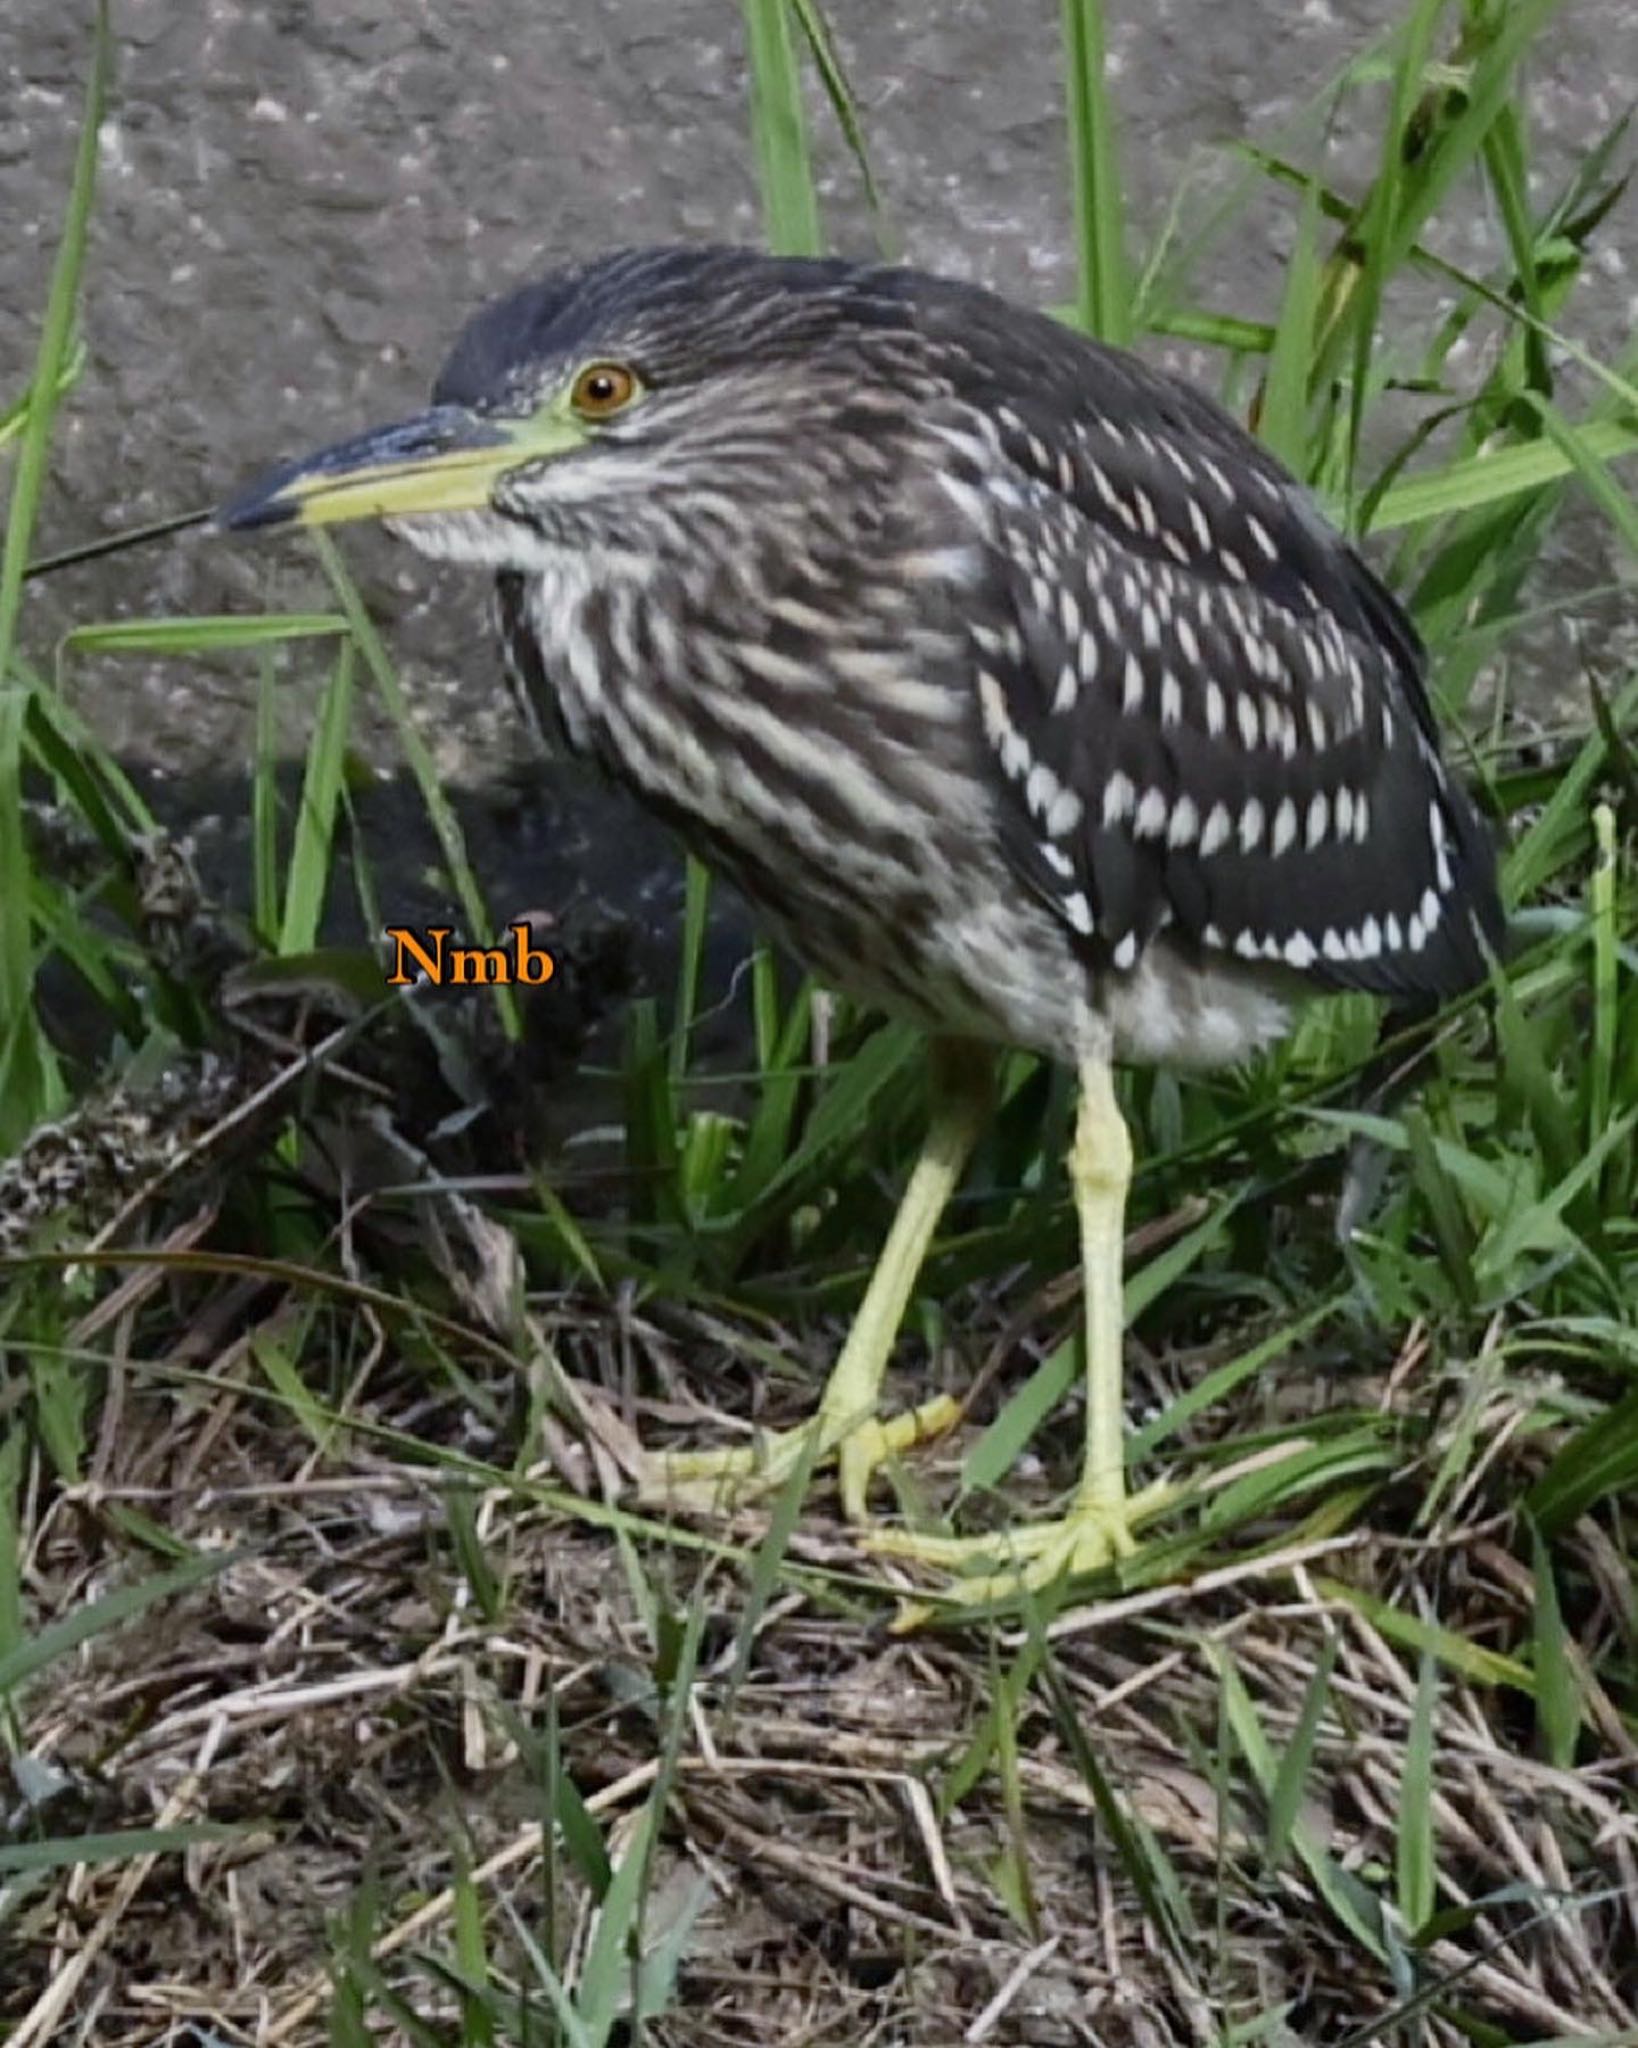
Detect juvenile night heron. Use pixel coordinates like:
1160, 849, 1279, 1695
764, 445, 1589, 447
221, 245, 1503, 1599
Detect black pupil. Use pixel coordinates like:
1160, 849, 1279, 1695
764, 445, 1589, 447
586, 371, 618, 404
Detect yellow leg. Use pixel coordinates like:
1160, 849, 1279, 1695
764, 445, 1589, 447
870, 1050, 1172, 1611
640, 1040, 993, 1520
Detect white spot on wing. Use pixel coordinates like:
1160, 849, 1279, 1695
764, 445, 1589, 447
1160, 672, 1183, 726
1135, 788, 1170, 839
1063, 890, 1095, 935
1271, 797, 1298, 856
1430, 802, 1454, 891
1102, 771, 1135, 827
1046, 787, 1084, 837
1200, 803, 1232, 856
1167, 794, 1199, 847
1335, 786, 1356, 840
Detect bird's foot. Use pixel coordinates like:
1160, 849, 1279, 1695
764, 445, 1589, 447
866, 1478, 1173, 1627
638, 1393, 963, 1521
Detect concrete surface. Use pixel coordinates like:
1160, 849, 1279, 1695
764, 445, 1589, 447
2, 0, 1635, 988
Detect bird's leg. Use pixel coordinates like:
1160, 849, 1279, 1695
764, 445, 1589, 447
1073, 1048, 1136, 1538
641, 1039, 994, 1519
868, 1051, 1172, 1611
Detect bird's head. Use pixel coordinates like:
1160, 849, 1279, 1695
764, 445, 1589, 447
218, 245, 933, 574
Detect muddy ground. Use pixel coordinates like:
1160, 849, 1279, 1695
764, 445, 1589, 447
3, 0, 1637, 1002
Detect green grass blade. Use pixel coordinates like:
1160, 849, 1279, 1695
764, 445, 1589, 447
1316, 1580, 1532, 1692
0, 1548, 234, 1698
1588, 803, 1619, 1148
1061, 0, 1131, 344
1529, 1521, 1580, 1770
0, 4, 109, 1143
252, 649, 280, 941
0, 340, 86, 454
61, 614, 348, 657
790, 0, 891, 245
279, 641, 355, 956
1349, 0, 1446, 416
0, 1428, 23, 1674
0, 1824, 245, 1876
1039, 1643, 1197, 1968
1265, 1636, 1338, 1873
0, 4, 108, 666
1396, 1654, 1437, 1933
1525, 1378, 1638, 1537
669, 856, 713, 1082
1257, 171, 1325, 473
742, 0, 823, 256
1213, 1646, 1389, 1963
1361, 416, 1638, 533
989, 1632, 1041, 1936
577, 1598, 705, 2044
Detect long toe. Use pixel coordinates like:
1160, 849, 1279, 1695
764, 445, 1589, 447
637, 1427, 817, 1515
866, 1480, 1175, 1627
835, 1393, 963, 1522
639, 1395, 965, 1521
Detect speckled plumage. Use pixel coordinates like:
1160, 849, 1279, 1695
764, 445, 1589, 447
399, 244, 1502, 1071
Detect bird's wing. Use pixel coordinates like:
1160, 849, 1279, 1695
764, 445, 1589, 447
947, 381, 1502, 999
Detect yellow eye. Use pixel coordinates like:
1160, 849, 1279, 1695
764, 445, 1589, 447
571, 361, 640, 418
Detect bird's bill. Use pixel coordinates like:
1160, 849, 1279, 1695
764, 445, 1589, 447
215, 404, 581, 532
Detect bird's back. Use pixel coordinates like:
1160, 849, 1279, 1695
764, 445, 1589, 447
869, 262, 1505, 1003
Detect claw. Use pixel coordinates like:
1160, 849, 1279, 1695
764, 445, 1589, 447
866, 1478, 1174, 1628
637, 1392, 963, 1520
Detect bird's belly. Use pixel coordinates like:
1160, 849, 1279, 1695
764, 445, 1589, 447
696, 821, 1291, 1072
1098, 940, 1292, 1069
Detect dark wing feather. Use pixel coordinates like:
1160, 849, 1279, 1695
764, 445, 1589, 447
936, 342, 1503, 1000
494, 569, 560, 749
